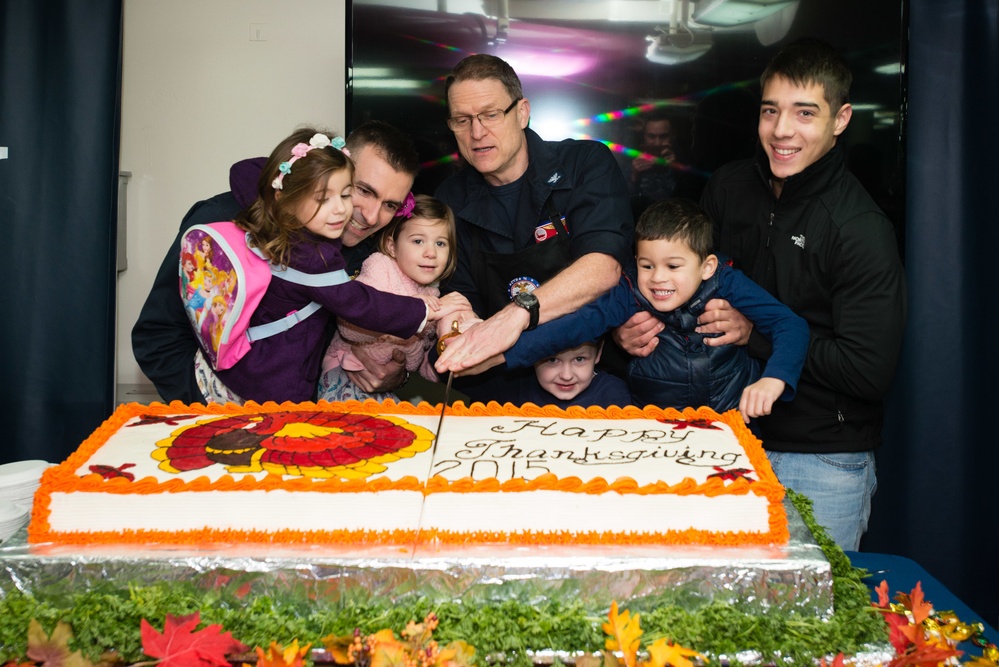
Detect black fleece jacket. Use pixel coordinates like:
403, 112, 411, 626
701, 146, 906, 453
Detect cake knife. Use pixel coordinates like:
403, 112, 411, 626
433, 320, 462, 447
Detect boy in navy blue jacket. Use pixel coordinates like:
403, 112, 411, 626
520, 340, 632, 409
502, 198, 809, 423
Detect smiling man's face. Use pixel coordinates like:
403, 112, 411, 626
341, 144, 414, 248
758, 75, 851, 191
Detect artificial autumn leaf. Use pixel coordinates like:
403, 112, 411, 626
26, 619, 95, 667
402, 620, 425, 639
645, 637, 705, 667
876, 580, 891, 607
370, 629, 398, 645
321, 633, 355, 664
369, 636, 411, 667
437, 640, 477, 667
818, 653, 847, 667
884, 612, 913, 654
888, 643, 963, 667
140, 611, 247, 667
603, 602, 642, 667
907, 583, 933, 627
252, 640, 311, 667
964, 657, 999, 667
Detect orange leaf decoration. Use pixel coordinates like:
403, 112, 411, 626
645, 637, 705, 667
253, 640, 311, 667
888, 643, 963, 667
320, 633, 355, 664
369, 637, 412, 667
603, 602, 643, 667
140, 611, 247, 667
907, 582, 933, 626
436, 640, 477, 667
876, 580, 891, 608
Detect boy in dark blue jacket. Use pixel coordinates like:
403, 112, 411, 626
503, 198, 809, 423
520, 340, 632, 409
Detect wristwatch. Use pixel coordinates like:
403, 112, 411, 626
512, 292, 540, 331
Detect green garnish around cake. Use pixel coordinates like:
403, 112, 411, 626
0, 491, 888, 666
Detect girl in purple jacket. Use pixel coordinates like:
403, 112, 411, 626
196, 127, 466, 404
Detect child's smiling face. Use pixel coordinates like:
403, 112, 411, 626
298, 168, 354, 240
534, 342, 600, 402
635, 238, 717, 313
385, 217, 451, 286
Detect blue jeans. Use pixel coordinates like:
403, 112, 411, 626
766, 450, 877, 551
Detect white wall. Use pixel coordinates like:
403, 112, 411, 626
117, 0, 346, 388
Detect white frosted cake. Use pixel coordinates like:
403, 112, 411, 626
29, 400, 788, 547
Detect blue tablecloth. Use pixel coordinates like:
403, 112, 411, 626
847, 551, 999, 649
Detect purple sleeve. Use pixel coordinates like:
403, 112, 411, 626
312, 280, 427, 339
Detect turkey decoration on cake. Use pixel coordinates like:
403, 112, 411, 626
152, 411, 436, 479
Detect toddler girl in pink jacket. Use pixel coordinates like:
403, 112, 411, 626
319, 195, 458, 402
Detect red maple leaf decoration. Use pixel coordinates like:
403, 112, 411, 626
888, 643, 963, 667
88, 462, 136, 480
884, 611, 913, 654
656, 418, 721, 430
707, 466, 756, 482
140, 611, 247, 667
131, 414, 198, 427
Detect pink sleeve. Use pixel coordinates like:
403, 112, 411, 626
322, 253, 394, 373
322, 333, 365, 373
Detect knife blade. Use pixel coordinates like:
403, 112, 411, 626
433, 320, 462, 448
433, 370, 453, 449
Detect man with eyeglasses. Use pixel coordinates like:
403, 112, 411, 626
433, 54, 634, 404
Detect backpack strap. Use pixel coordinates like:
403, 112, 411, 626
247, 241, 351, 287
270, 264, 350, 286
245, 302, 324, 343
241, 237, 352, 343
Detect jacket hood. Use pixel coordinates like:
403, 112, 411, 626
229, 157, 267, 209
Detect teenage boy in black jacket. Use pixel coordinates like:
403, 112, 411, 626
615, 38, 906, 551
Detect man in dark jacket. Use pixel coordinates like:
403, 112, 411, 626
432, 54, 634, 403
615, 39, 906, 551
131, 121, 419, 403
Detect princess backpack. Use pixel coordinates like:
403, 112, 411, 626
179, 222, 348, 370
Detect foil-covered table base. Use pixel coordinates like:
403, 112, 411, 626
1, 499, 831, 618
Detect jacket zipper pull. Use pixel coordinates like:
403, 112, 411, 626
837, 410, 844, 423
765, 212, 775, 248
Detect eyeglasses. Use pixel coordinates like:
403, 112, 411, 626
446, 99, 521, 132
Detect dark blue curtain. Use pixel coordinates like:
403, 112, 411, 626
0, 0, 121, 465
865, 0, 999, 629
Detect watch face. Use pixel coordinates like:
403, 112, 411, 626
515, 292, 538, 308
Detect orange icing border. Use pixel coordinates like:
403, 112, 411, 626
29, 400, 788, 547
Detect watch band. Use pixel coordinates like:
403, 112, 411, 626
514, 293, 540, 330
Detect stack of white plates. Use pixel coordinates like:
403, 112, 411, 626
0, 460, 50, 542
0, 499, 29, 543
0, 459, 50, 511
